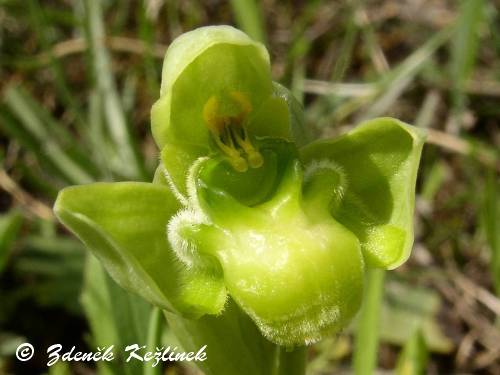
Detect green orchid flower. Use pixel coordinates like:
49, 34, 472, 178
54, 25, 424, 374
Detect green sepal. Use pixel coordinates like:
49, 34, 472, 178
54, 182, 226, 317
301, 117, 425, 269
151, 25, 272, 149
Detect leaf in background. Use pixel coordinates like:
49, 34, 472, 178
229, 0, 267, 44
81, 254, 143, 375
0, 333, 25, 358
27, 0, 87, 132
83, 0, 147, 181
1, 86, 97, 185
0, 334, 25, 374
138, 0, 161, 96
13, 235, 85, 314
307, 336, 351, 375
355, 28, 452, 123
45, 361, 71, 375
449, 0, 485, 115
0, 210, 22, 273
379, 279, 454, 354
46, 362, 72, 375
420, 161, 450, 202
104, 264, 150, 375
395, 328, 428, 375
301, 118, 425, 269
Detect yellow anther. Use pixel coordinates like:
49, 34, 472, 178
230, 91, 253, 122
203, 96, 225, 133
202, 92, 261, 172
230, 155, 249, 172
233, 128, 263, 169
247, 150, 264, 169
213, 131, 248, 172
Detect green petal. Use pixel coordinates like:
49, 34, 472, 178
247, 95, 290, 139
159, 142, 207, 201
271, 82, 311, 147
151, 25, 272, 149
301, 117, 425, 269
54, 182, 226, 316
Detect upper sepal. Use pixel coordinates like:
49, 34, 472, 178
301, 117, 425, 269
151, 25, 272, 149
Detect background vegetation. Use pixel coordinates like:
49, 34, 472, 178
0, 0, 499, 374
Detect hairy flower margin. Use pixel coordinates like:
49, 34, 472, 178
54, 25, 424, 371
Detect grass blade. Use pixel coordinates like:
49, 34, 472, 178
81, 254, 151, 375
0, 210, 23, 273
357, 27, 453, 121
353, 268, 385, 375
27, 0, 87, 130
395, 329, 428, 375
138, 0, 160, 96
2, 87, 96, 184
449, 0, 485, 119
229, 0, 266, 44
331, 0, 361, 83
83, 0, 147, 180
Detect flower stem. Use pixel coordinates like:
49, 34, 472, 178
274, 345, 307, 375
353, 268, 386, 375
144, 307, 163, 375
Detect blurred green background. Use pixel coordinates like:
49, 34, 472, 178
0, 0, 499, 374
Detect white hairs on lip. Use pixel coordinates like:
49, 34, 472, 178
237, 292, 341, 346
167, 208, 205, 268
161, 164, 188, 206
166, 156, 211, 268
303, 159, 348, 201
185, 156, 210, 219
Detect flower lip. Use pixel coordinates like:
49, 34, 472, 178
203, 92, 263, 172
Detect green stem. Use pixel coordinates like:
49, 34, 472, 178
275, 346, 307, 375
144, 307, 163, 375
353, 268, 385, 375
